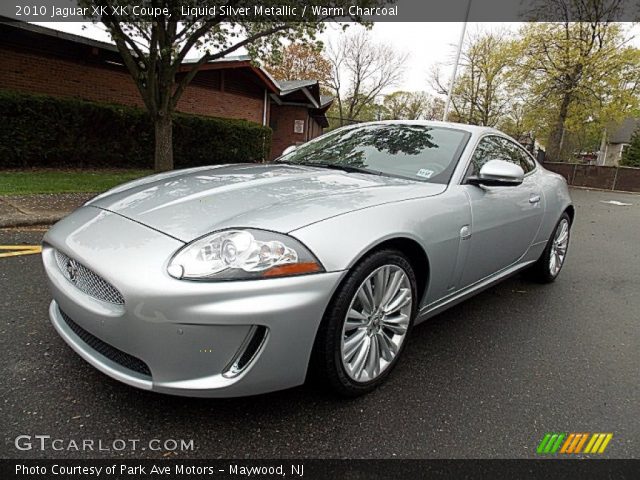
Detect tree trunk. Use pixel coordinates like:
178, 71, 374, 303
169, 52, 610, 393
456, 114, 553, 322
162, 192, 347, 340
546, 92, 572, 162
154, 114, 173, 172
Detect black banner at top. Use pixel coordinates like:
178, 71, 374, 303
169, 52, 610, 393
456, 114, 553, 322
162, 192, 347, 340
2, 0, 640, 22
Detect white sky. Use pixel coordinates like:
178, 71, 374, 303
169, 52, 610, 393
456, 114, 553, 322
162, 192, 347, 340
35, 21, 640, 95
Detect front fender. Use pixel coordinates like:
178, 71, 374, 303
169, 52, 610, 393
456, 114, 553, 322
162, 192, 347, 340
289, 191, 471, 306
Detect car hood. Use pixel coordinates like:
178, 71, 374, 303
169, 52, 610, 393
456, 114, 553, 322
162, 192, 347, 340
88, 163, 445, 242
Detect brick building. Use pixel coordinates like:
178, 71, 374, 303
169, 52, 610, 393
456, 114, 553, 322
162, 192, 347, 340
0, 19, 332, 160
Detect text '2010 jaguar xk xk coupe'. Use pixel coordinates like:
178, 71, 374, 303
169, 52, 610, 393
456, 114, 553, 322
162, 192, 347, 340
42, 121, 573, 397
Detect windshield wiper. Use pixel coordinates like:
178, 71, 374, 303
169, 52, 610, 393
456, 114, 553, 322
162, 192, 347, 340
297, 162, 382, 176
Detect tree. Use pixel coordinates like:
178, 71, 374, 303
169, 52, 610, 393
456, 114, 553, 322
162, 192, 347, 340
518, 0, 631, 161
263, 43, 332, 86
431, 29, 520, 127
498, 101, 529, 139
327, 29, 407, 126
383, 91, 440, 120
622, 127, 640, 167
81, 0, 378, 171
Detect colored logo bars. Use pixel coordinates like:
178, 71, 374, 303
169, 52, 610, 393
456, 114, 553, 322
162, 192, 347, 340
537, 433, 613, 454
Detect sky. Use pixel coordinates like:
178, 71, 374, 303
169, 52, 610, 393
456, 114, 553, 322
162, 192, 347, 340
34, 21, 640, 95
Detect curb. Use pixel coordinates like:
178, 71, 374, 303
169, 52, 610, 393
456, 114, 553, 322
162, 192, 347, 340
0, 213, 66, 229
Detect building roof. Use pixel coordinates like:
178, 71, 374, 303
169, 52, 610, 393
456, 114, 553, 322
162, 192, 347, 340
0, 16, 118, 52
0, 18, 333, 112
278, 80, 318, 94
609, 117, 640, 144
182, 56, 280, 93
274, 80, 335, 112
309, 96, 335, 128
319, 95, 334, 108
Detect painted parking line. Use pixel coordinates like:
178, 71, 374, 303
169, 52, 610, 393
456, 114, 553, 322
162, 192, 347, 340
0, 245, 42, 258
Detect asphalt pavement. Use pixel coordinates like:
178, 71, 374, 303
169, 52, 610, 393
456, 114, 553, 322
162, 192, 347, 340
1, 188, 638, 459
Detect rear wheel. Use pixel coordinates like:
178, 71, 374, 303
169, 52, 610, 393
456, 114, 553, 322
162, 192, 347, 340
527, 212, 571, 283
312, 250, 417, 396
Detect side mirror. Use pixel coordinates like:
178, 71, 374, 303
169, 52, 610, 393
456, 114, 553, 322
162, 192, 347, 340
468, 159, 524, 187
281, 145, 297, 156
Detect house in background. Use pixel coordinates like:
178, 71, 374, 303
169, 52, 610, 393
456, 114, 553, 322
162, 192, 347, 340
0, 19, 332, 160
597, 117, 640, 166
269, 79, 333, 157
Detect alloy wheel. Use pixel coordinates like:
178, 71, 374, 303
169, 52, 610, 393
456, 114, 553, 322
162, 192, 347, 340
340, 265, 412, 382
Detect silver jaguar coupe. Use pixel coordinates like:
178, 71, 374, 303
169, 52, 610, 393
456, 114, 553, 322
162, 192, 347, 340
42, 121, 573, 397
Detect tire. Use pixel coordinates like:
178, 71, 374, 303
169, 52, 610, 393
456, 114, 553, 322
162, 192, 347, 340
311, 249, 418, 397
526, 212, 571, 283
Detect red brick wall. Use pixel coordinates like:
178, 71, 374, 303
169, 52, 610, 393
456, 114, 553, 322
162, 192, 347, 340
0, 45, 264, 124
176, 84, 263, 123
0, 44, 327, 161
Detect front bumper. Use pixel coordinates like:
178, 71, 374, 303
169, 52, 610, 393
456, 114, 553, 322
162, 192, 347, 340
43, 207, 345, 397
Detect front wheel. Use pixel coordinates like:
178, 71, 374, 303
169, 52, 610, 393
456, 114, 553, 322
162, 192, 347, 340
527, 212, 571, 283
312, 250, 417, 396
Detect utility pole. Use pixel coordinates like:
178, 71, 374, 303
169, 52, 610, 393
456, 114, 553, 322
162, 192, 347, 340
442, 0, 472, 122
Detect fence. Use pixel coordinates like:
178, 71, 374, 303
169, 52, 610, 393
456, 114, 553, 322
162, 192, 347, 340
542, 162, 640, 193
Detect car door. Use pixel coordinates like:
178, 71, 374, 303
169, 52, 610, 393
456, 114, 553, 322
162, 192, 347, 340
459, 135, 545, 287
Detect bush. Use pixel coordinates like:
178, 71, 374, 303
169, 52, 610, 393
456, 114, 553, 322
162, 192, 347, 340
0, 90, 272, 169
621, 127, 640, 168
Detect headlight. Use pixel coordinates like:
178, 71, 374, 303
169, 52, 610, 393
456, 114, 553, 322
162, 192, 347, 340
167, 229, 324, 280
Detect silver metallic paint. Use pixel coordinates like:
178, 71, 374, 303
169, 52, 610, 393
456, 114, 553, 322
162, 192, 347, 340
43, 121, 573, 397
475, 159, 525, 185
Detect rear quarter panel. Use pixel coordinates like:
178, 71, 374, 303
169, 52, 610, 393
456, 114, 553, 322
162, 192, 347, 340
535, 167, 574, 244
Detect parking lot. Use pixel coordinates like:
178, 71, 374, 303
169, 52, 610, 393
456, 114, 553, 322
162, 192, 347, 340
1, 188, 638, 459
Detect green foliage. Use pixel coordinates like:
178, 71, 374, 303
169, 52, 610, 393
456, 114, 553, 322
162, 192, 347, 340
0, 170, 151, 195
452, 30, 521, 127
325, 90, 442, 131
383, 91, 442, 121
0, 90, 272, 169
517, 22, 640, 160
433, 19, 640, 160
621, 128, 640, 167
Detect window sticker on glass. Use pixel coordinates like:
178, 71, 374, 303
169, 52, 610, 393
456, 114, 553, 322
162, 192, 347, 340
416, 168, 434, 179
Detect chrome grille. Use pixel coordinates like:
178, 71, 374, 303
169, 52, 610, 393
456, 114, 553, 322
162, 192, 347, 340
54, 250, 125, 305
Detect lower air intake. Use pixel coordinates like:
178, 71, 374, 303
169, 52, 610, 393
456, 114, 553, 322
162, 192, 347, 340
59, 308, 151, 377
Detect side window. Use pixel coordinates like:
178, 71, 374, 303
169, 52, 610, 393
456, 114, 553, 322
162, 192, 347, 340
466, 136, 505, 177
467, 135, 536, 178
499, 138, 536, 174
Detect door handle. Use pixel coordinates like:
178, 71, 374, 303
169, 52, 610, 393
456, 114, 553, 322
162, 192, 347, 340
529, 194, 541, 204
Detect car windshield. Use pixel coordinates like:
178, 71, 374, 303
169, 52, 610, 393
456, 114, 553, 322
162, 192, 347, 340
275, 123, 470, 184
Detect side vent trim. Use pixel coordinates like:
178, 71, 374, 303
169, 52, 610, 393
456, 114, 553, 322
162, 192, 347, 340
222, 325, 268, 378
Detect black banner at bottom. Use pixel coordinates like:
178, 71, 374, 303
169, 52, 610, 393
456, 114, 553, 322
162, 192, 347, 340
2, 459, 639, 479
